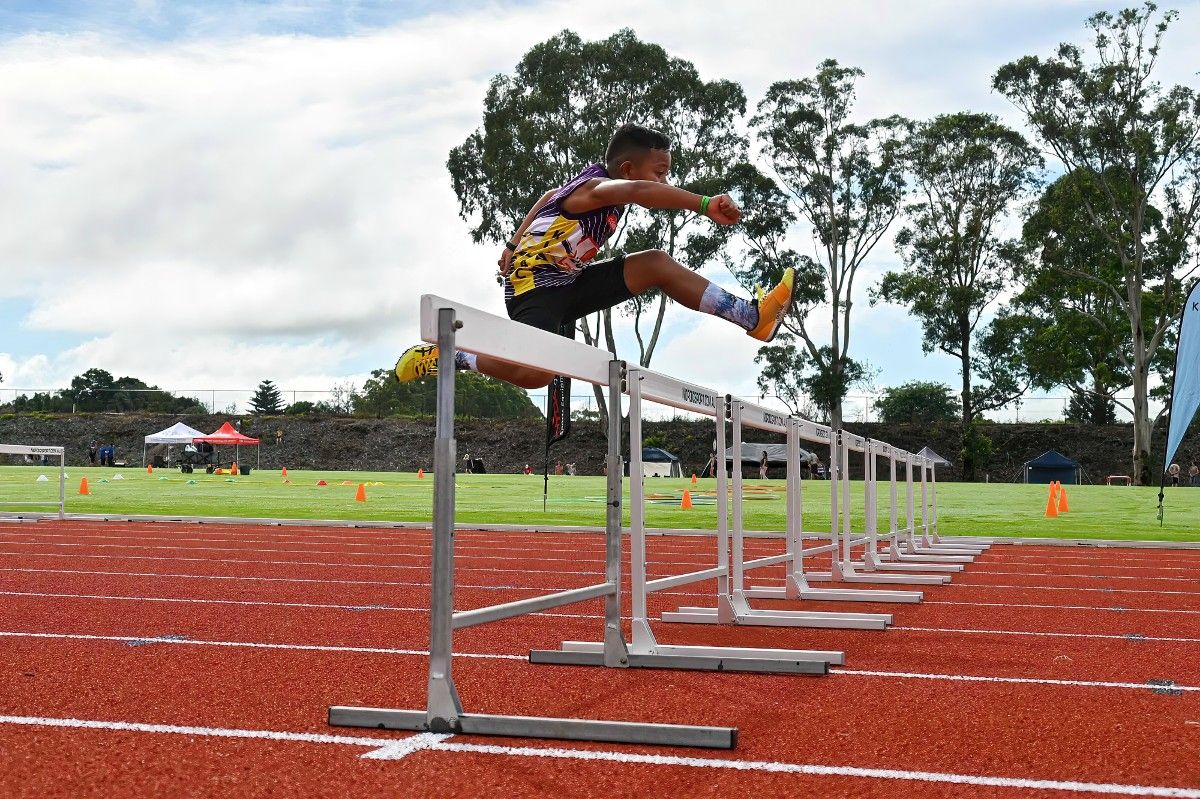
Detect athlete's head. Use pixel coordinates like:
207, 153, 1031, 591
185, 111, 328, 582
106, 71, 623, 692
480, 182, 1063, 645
605, 122, 672, 182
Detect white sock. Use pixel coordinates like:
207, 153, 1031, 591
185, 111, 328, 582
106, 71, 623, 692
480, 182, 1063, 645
698, 283, 758, 331
454, 352, 478, 372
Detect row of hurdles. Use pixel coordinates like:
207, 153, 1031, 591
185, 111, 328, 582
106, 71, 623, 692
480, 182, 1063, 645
328, 295, 989, 751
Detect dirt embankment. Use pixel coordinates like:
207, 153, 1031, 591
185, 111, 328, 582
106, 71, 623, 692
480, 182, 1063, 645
0, 413, 1193, 483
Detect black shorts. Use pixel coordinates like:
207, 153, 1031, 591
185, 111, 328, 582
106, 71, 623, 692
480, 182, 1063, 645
505, 255, 632, 334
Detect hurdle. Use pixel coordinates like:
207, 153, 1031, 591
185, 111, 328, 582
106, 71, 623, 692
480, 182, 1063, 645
836, 439, 955, 584
851, 443, 964, 575
329, 295, 737, 749
533, 369, 842, 671
907, 457, 987, 557
0, 444, 66, 521
663, 400, 900, 631
873, 450, 977, 566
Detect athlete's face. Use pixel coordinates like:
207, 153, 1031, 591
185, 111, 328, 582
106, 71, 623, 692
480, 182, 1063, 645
622, 149, 671, 183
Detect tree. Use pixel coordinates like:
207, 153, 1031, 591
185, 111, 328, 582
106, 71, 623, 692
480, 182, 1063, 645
249, 379, 284, 415
70, 368, 116, 411
1066, 390, 1118, 424
874, 381, 959, 424
284, 400, 321, 416
746, 60, 908, 429
353, 368, 541, 419
447, 28, 748, 419
1002, 170, 1157, 424
872, 112, 1042, 478
993, 2, 1200, 483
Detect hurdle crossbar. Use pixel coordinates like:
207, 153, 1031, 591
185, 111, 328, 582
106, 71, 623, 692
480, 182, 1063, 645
329, 296, 736, 749
536, 368, 839, 673
0, 444, 66, 520
664, 399, 897, 630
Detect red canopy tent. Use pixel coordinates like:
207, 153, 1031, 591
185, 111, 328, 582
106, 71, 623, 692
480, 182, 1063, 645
194, 422, 261, 470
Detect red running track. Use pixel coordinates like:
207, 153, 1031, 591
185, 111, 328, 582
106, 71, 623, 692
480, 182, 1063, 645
0, 519, 1198, 798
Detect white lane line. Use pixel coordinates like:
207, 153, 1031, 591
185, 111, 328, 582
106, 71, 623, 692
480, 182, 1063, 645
0, 631, 525, 660
1, 714, 1197, 797
830, 669, 1200, 693
0, 591, 600, 620
951, 582, 1200, 597
430, 740, 1200, 797
895, 626, 1200, 643
4, 630, 1198, 694
925, 600, 1200, 616
7, 590, 1197, 629
967, 570, 1196, 584
0, 714, 390, 747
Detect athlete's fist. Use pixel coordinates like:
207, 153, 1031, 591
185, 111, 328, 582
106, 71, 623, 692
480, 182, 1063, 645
705, 194, 741, 225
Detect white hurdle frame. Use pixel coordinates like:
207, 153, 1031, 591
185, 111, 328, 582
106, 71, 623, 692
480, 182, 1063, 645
839, 440, 954, 584
663, 401, 898, 631
909, 459, 986, 558
0, 444, 66, 520
535, 368, 841, 671
330, 295, 737, 749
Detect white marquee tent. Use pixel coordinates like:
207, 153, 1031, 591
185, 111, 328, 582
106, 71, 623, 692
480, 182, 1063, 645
143, 422, 206, 467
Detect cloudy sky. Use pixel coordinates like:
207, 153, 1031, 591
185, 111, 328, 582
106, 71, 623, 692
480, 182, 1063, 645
1, 0, 1197, 419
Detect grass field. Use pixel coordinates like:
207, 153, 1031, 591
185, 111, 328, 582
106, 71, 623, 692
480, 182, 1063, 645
1, 464, 1196, 541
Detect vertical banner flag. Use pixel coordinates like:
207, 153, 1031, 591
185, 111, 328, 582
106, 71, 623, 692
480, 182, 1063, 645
1159, 280, 1200, 521
546, 375, 571, 445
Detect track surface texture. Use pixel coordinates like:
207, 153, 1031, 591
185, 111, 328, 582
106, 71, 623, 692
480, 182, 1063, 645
0, 519, 1197, 798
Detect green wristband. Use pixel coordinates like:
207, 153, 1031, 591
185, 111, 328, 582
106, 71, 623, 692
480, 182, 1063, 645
700, 195, 711, 215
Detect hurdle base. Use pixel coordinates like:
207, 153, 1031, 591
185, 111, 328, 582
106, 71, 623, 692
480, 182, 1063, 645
746, 584, 924, 605
890, 550, 974, 564
868, 559, 964, 573
328, 706, 736, 749
533, 641, 835, 673
842, 565, 948, 587
663, 605, 892, 630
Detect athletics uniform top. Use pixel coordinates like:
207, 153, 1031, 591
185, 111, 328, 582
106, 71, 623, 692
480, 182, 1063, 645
505, 164, 624, 300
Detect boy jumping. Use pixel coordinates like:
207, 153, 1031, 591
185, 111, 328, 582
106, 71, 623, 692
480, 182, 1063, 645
394, 123, 797, 389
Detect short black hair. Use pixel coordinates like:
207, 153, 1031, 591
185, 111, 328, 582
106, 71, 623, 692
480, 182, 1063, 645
605, 122, 671, 171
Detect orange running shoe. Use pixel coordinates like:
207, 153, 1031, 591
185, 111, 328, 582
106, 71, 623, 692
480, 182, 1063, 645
394, 344, 439, 382
747, 267, 796, 342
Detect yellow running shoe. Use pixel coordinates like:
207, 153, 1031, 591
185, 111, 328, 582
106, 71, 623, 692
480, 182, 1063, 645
394, 344, 439, 382
747, 267, 796, 343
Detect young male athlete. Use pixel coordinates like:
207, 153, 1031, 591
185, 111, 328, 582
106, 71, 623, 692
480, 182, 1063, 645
394, 123, 797, 389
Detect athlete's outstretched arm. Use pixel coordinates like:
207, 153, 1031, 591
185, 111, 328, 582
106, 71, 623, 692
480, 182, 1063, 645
562, 179, 741, 224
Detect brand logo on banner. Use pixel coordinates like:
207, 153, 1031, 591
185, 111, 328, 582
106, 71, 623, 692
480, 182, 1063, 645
763, 412, 787, 429
546, 375, 570, 445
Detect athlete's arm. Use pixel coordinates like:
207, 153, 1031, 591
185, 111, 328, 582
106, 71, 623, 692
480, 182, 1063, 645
562, 179, 741, 225
499, 189, 557, 276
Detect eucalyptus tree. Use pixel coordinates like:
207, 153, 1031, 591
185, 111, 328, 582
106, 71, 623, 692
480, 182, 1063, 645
993, 3, 1200, 483
747, 60, 907, 429
872, 112, 1041, 478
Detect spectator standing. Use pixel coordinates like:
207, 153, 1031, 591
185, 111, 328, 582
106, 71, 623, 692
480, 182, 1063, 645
1189, 463, 1199, 487
759, 450, 769, 480
87, 441, 97, 465
1169, 462, 1181, 487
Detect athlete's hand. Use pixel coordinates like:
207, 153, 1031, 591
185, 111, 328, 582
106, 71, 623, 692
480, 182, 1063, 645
497, 246, 514, 277
705, 194, 741, 225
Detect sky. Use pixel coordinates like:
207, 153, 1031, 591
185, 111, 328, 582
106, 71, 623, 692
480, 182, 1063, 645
1, 0, 1197, 420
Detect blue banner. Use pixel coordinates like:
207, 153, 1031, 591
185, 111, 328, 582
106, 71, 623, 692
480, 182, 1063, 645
1164, 280, 1200, 471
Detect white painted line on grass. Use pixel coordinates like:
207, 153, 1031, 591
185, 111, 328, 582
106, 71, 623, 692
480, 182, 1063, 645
1, 714, 1197, 797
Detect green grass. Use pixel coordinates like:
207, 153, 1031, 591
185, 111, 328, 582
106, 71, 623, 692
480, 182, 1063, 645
0, 465, 1196, 541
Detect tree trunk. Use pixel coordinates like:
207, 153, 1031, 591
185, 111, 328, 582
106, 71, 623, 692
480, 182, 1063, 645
1129, 295, 1153, 485
959, 320, 975, 481
577, 315, 608, 435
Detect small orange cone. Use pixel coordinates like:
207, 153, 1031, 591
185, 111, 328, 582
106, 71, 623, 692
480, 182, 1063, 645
417, 468, 425, 479
78, 477, 90, 496
231, 463, 239, 476
1058, 485, 1069, 513
147, 465, 153, 475
281, 467, 288, 477
680, 489, 693, 510
1044, 484, 1058, 518
691, 473, 698, 484
355, 483, 367, 502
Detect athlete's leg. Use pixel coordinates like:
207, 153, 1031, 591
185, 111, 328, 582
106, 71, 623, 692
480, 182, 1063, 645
620, 249, 796, 341
474, 357, 553, 389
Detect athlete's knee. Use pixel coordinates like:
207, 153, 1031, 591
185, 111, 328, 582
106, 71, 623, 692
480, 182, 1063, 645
512, 369, 554, 390
627, 249, 679, 279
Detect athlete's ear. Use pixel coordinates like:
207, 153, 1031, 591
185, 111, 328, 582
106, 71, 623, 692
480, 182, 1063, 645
617, 159, 634, 179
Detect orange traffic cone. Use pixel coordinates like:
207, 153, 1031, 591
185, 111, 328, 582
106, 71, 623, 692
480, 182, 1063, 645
691, 473, 698, 484
1044, 484, 1058, 518
680, 490, 693, 509
417, 468, 425, 479
1058, 485, 1069, 513
281, 467, 288, 477
231, 462, 239, 476
147, 465, 153, 475
78, 477, 90, 496
355, 483, 367, 502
